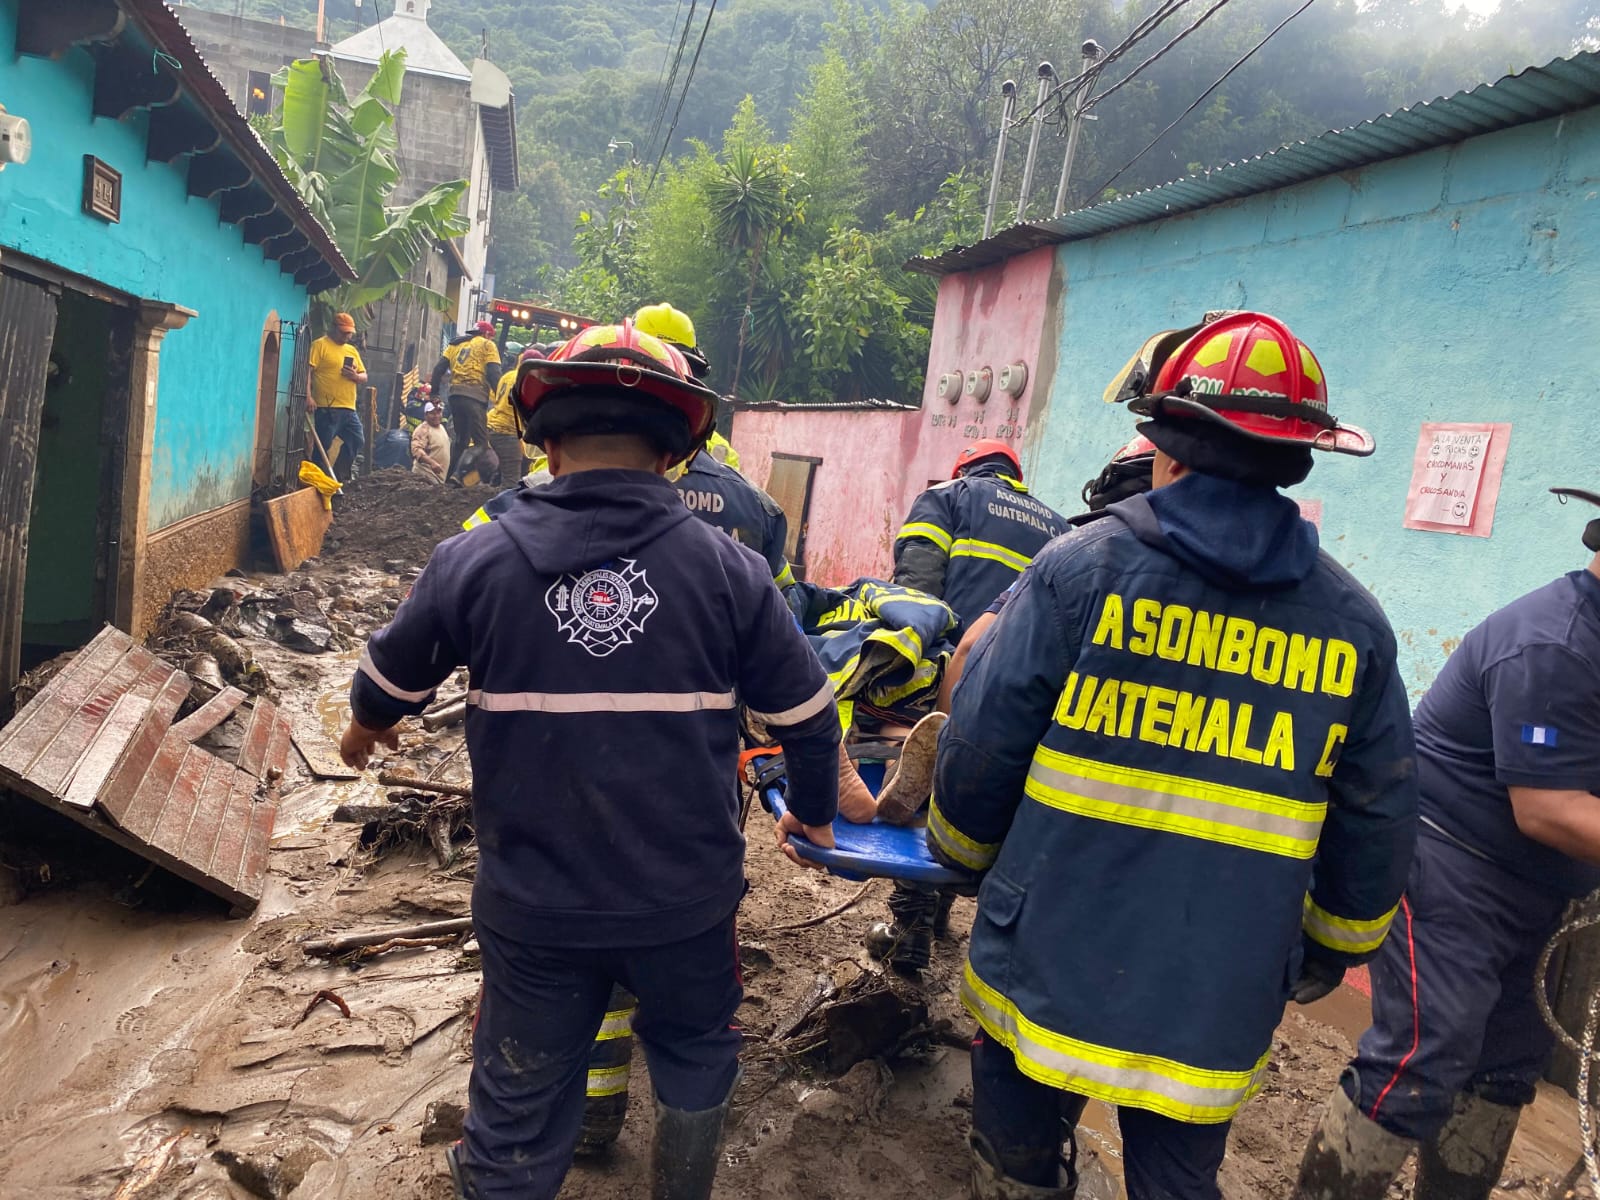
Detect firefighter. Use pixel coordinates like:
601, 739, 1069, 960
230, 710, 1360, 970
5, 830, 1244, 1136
927, 312, 1418, 1200
486, 343, 538, 485
1295, 488, 1600, 1200
340, 322, 841, 1200
893, 439, 1070, 638
431, 319, 504, 482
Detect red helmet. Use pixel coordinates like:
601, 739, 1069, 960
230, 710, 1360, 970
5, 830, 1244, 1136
952, 439, 1022, 480
1114, 434, 1156, 462
475, 319, 497, 336
1082, 434, 1157, 510
1132, 312, 1373, 456
514, 320, 720, 464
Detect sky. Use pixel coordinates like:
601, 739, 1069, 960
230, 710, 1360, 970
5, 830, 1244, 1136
1445, 0, 1500, 13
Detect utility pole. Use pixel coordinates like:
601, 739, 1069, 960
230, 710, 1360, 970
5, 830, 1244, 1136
1053, 40, 1103, 218
1016, 62, 1055, 222
983, 80, 1019, 240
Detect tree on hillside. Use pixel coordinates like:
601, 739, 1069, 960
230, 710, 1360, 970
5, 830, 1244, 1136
267, 50, 469, 332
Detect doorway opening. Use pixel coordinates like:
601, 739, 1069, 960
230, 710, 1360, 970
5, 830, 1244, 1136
19, 286, 135, 672
766, 452, 822, 581
253, 317, 282, 489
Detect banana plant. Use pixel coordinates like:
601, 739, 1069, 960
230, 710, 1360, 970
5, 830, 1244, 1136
267, 50, 469, 332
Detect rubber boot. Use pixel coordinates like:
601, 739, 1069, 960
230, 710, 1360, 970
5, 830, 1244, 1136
932, 889, 958, 938
1293, 1083, 1415, 1200
865, 883, 937, 973
836, 742, 879, 824
445, 1141, 481, 1200
970, 1132, 1075, 1199
574, 985, 637, 1157
651, 1084, 736, 1200
875, 711, 946, 825
1414, 1092, 1521, 1200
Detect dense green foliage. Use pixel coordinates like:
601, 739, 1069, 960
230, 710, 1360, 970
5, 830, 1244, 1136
193, 0, 1597, 396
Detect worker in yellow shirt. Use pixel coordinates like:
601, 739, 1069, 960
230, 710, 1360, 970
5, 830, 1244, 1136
486, 343, 541, 485
431, 319, 504, 483
306, 312, 369, 481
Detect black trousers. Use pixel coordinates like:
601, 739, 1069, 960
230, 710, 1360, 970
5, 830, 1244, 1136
447, 394, 490, 477
972, 1034, 1230, 1200
458, 911, 743, 1200
1348, 828, 1566, 1141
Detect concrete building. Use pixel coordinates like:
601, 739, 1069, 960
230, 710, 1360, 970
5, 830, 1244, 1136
0, 0, 351, 692
177, 0, 519, 410
731, 51, 1600, 696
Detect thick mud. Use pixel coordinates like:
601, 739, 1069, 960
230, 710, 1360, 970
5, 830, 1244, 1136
0, 474, 1589, 1199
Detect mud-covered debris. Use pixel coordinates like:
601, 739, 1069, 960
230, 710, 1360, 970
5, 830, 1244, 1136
421, 1100, 467, 1146
214, 1142, 330, 1200
821, 976, 928, 1072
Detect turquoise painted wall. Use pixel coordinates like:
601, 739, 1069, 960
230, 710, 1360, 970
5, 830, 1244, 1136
0, 1, 309, 529
1029, 106, 1600, 697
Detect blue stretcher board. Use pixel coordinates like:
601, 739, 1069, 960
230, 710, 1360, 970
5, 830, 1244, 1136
754, 754, 968, 886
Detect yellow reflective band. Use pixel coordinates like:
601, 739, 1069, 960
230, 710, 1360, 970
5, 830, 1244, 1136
586, 1065, 631, 1097
596, 1006, 637, 1041
998, 476, 1029, 493
1025, 746, 1325, 860
1302, 896, 1396, 955
774, 562, 797, 589
950, 539, 1031, 572
962, 962, 1268, 1123
463, 507, 492, 531
898, 522, 953, 552
873, 657, 944, 707
927, 795, 1000, 872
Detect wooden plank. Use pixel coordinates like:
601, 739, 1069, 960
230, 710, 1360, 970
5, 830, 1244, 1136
147, 744, 215, 857
263, 710, 293, 780
261, 486, 332, 573
238, 789, 279, 901
98, 674, 193, 824
178, 754, 237, 870
23, 646, 157, 796
170, 686, 247, 742
235, 700, 276, 779
205, 772, 257, 890
291, 724, 360, 780
0, 626, 130, 780
61, 658, 186, 808
106, 730, 187, 843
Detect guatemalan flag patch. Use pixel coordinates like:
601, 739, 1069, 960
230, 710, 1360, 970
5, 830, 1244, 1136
1522, 725, 1559, 747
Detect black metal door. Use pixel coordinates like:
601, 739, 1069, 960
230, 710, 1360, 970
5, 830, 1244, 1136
0, 271, 60, 694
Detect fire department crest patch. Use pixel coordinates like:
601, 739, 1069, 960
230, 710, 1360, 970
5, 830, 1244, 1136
545, 559, 658, 657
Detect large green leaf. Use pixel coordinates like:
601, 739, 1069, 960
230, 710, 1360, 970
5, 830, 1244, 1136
327, 123, 401, 261
355, 49, 407, 108
348, 179, 470, 300
273, 58, 351, 177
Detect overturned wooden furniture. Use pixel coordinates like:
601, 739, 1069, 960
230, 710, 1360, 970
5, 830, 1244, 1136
0, 625, 290, 913
262, 485, 334, 573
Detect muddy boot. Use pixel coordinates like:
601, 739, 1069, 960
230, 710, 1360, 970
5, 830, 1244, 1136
866, 883, 937, 973
932, 889, 958, 938
445, 1141, 481, 1200
651, 1085, 735, 1200
970, 1132, 1075, 1199
1414, 1091, 1520, 1200
875, 711, 946, 825
575, 985, 637, 1157
1293, 1083, 1415, 1200
836, 742, 879, 823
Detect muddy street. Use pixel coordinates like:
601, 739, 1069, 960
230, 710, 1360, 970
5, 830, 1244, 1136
0, 473, 1588, 1200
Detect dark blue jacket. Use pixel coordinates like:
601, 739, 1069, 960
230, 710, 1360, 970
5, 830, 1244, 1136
930, 473, 1417, 1123
352, 470, 840, 948
893, 463, 1068, 634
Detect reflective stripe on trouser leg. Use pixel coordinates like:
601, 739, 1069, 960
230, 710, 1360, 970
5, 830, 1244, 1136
577, 984, 637, 1154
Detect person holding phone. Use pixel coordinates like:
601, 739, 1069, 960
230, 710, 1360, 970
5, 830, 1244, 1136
307, 312, 369, 481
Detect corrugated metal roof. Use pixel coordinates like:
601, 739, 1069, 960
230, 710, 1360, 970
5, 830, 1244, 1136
909, 50, 1600, 277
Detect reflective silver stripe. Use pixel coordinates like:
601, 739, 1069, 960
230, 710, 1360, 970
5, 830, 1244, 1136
586, 1065, 631, 1096
358, 647, 435, 703
596, 1007, 637, 1040
466, 689, 736, 714
747, 681, 834, 727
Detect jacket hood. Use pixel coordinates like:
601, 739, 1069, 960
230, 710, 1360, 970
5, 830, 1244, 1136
1108, 472, 1319, 590
496, 469, 693, 575
961, 461, 1024, 487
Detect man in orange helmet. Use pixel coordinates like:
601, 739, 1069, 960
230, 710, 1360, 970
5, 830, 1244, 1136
928, 313, 1417, 1199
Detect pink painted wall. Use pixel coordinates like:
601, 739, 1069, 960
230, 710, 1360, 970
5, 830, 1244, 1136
730, 245, 1063, 586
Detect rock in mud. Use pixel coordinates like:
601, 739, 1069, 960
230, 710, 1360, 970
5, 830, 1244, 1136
420, 1099, 466, 1146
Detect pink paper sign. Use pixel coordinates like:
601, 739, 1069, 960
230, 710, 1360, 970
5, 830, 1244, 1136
1404, 423, 1511, 538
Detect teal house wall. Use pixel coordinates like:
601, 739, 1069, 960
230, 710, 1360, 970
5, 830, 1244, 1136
1027, 105, 1600, 695
0, 3, 308, 530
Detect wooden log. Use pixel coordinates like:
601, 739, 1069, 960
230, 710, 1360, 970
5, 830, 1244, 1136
422, 701, 466, 731
376, 771, 472, 799
303, 917, 472, 957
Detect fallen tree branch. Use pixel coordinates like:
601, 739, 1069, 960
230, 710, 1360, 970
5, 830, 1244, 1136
768, 879, 880, 933
377, 771, 472, 798
303, 917, 472, 957
426, 811, 456, 868
350, 935, 463, 961
422, 701, 467, 730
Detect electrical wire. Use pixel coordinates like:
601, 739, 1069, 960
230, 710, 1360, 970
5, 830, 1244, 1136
1085, 0, 1235, 112
1087, 0, 1319, 200
646, 0, 699, 169
649, 0, 719, 186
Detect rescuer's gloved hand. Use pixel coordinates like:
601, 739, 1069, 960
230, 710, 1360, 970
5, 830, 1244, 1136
1289, 956, 1346, 1005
